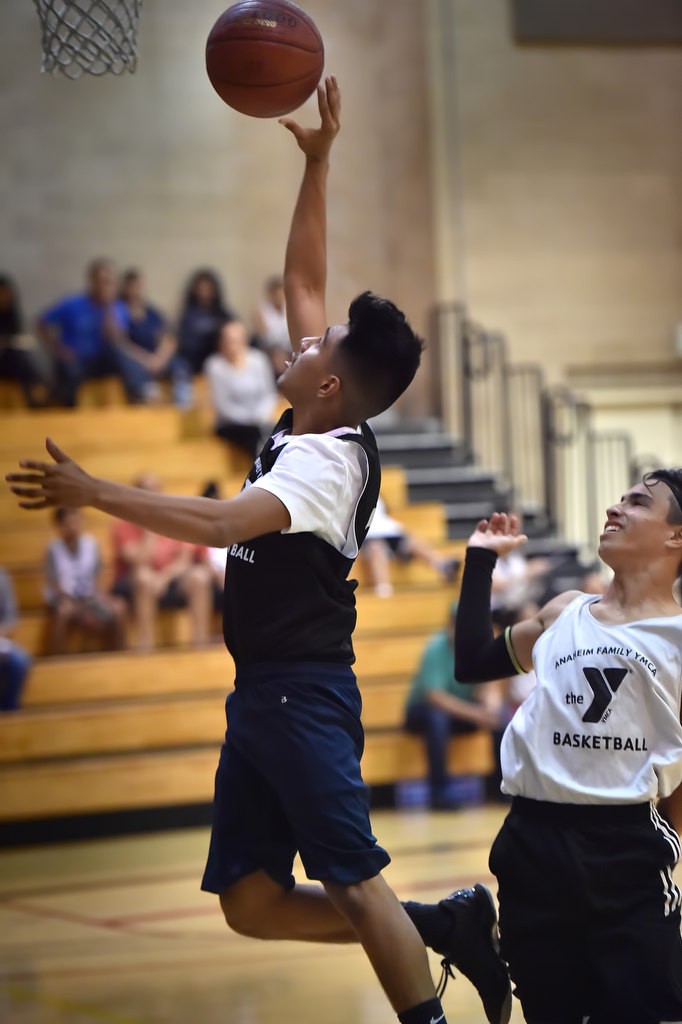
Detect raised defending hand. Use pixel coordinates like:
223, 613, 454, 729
467, 512, 528, 555
6, 438, 95, 510
279, 75, 340, 160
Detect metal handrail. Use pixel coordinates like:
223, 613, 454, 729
431, 300, 651, 552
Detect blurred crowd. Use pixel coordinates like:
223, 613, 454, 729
0, 260, 615, 815
0, 261, 287, 457
0, 474, 231, 710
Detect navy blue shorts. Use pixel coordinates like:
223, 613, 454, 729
201, 662, 390, 894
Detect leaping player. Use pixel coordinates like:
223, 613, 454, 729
7, 78, 511, 1024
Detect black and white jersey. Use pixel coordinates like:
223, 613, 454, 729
502, 594, 682, 803
222, 409, 380, 666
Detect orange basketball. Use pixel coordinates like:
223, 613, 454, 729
205, 1, 325, 118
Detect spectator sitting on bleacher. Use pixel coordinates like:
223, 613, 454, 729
110, 473, 213, 650
0, 566, 31, 711
359, 495, 460, 597
45, 508, 127, 656
116, 269, 192, 408
252, 274, 291, 377
205, 320, 278, 459
37, 258, 141, 408
404, 604, 504, 810
177, 268, 235, 375
0, 274, 49, 408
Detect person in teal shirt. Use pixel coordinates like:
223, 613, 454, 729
405, 605, 503, 809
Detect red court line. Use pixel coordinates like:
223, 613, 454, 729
102, 871, 486, 928
0, 870, 496, 979
2, 871, 489, 936
0, 836, 488, 902
0, 866, 201, 903
2, 896, 219, 934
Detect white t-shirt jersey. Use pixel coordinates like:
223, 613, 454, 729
502, 593, 682, 804
249, 426, 370, 560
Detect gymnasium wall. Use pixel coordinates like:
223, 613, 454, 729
0, 0, 436, 413
3, 1, 682, 410
429, 0, 682, 381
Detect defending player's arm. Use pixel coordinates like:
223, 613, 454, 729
6, 439, 290, 548
455, 513, 577, 682
279, 76, 340, 349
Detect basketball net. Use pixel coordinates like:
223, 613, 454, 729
33, 0, 142, 78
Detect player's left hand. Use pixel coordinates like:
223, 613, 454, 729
279, 75, 340, 161
5, 438, 96, 510
467, 512, 528, 555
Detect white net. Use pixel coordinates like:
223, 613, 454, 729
33, 0, 142, 78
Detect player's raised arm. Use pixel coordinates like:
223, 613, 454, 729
6, 439, 290, 548
279, 75, 340, 351
455, 513, 580, 682
454, 514, 531, 683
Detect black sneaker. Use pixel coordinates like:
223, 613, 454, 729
435, 884, 512, 1024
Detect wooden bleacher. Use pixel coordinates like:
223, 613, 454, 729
0, 402, 490, 832
11, 584, 458, 656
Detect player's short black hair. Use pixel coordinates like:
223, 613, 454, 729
335, 292, 424, 421
644, 468, 682, 579
644, 469, 682, 524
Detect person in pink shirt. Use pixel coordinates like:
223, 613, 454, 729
111, 473, 213, 650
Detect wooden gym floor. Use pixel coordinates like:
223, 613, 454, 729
3, 805, 681, 1024
0, 806, 534, 1024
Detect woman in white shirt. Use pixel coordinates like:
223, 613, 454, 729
204, 319, 278, 459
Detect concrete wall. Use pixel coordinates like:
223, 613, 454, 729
5, 0, 682, 414
429, 0, 682, 381
1, 0, 436, 411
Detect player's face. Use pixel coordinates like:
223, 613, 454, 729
598, 480, 679, 569
277, 323, 348, 402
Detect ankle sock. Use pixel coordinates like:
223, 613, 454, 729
398, 996, 447, 1024
402, 900, 451, 951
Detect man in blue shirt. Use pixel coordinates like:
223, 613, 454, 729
39, 258, 139, 407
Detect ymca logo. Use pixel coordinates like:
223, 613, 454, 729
581, 667, 628, 723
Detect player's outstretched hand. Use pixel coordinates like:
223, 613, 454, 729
279, 75, 340, 160
5, 438, 95, 510
467, 512, 528, 555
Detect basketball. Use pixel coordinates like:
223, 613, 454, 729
205, 1, 325, 118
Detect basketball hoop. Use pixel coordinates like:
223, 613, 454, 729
33, 0, 142, 78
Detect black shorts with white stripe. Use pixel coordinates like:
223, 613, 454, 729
489, 797, 682, 1024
